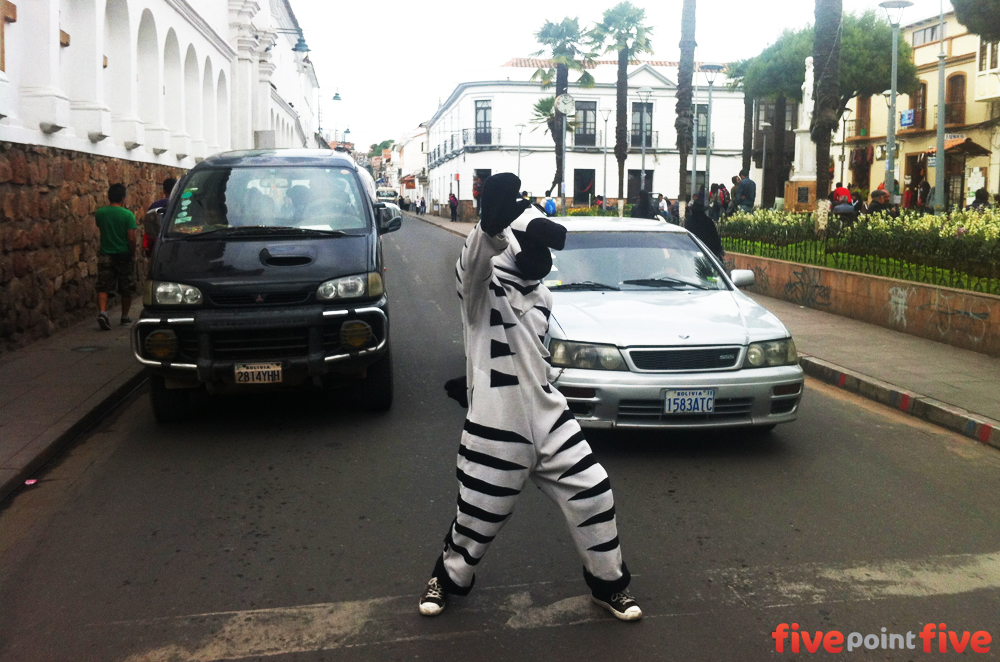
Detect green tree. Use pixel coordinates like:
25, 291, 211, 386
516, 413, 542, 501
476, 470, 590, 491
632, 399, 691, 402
588, 2, 653, 202
676, 0, 697, 200
953, 0, 1000, 41
532, 18, 595, 197
368, 139, 394, 157
813, 0, 842, 200
727, 58, 756, 174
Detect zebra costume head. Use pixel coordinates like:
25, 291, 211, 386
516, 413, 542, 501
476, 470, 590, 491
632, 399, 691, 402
481, 173, 566, 281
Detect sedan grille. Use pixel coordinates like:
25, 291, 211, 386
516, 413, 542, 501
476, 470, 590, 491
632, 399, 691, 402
628, 347, 742, 371
618, 397, 753, 424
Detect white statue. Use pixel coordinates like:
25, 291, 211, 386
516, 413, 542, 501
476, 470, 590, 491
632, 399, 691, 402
791, 56, 817, 182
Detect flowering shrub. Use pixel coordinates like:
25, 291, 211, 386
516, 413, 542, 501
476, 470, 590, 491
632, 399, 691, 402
720, 208, 1000, 293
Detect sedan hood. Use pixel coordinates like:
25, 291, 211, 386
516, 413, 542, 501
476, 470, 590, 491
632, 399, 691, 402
151, 235, 371, 289
550, 290, 789, 347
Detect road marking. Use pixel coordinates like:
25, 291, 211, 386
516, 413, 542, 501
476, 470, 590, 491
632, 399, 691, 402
107, 551, 1000, 661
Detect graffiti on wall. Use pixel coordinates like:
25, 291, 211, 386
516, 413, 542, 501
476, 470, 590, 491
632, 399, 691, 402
784, 268, 831, 307
886, 287, 916, 329
919, 290, 991, 344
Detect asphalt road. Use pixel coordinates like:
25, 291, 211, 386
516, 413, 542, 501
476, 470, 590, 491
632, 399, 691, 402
2, 218, 1000, 661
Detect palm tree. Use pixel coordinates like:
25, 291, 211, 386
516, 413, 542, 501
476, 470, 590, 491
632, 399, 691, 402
727, 58, 755, 178
812, 0, 843, 200
532, 18, 595, 197
529, 96, 578, 142
588, 2, 652, 204
676, 0, 697, 201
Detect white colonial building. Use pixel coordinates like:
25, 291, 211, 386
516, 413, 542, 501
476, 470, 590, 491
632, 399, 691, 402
0, 0, 322, 166
390, 123, 428, 204
425, 58, 746, 215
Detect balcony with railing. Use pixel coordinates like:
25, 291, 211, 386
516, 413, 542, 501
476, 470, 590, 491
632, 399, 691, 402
463, 127, 501, 146
846, 119, 872, 138
630, 131, 659, 148
566, 130, 604, 149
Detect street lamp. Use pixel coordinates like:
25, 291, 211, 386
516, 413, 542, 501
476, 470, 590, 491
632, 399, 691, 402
760, 121, 772, 200
601, 108, 612, 207
839, 107, 853, 185
933, 0, 946, 211
879, 0, 913, 204
638, 87, 653, 200
515, 123, 526, 180
701, 63, 725, 193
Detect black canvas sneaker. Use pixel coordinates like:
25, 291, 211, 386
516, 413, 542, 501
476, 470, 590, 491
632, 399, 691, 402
591, 591, 643, 621
418, 577, 447, 616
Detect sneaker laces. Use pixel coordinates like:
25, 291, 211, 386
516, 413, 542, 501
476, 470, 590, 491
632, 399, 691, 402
423, 578, 444, 601
612, 592, 636, 607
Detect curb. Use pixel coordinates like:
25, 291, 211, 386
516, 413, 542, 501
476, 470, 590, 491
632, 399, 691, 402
406, 211, 473, 239
0, 367, 149, 504
799, 355, 999, 450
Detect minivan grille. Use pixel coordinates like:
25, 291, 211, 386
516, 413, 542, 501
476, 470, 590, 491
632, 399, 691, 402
629, 347, 742, 371
211, 328, 310, 360
211, 292, 311, 306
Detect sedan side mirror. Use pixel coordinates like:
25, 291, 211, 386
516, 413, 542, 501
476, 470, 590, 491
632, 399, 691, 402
377, 203, 403, 234
730, 269, 756, 288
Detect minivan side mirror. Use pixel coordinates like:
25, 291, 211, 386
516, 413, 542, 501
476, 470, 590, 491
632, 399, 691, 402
378, 203, 403, 234
730, 269, 756, 288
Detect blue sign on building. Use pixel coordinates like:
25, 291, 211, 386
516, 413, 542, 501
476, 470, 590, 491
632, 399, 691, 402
900, 109, 915, 128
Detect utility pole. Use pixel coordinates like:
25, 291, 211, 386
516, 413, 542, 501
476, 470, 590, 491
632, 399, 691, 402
933, 0, 946, 211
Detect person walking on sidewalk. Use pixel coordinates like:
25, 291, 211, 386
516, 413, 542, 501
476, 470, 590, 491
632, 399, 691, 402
142, 177, 176, 256
95, 183, 138, 330
449, 193, 459, 222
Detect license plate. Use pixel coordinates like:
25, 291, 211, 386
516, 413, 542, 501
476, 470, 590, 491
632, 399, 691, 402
664, 389, 715, 414
235, 362, 282, 384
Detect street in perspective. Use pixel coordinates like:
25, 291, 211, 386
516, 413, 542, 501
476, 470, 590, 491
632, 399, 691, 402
2, 0, 1000, 660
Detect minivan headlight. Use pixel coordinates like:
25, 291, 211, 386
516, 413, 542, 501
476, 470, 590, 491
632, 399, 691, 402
549, 340, 627, 371
151, 281, 203, 305
317, 274, 367, 301
744, 338, 798, 368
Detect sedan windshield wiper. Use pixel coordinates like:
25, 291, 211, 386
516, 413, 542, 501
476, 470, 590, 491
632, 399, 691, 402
549, 281, 621, 291
182, 226, 347, 239
622, 277, 710, 290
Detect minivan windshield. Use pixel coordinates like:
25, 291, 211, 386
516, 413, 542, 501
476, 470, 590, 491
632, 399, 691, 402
545, 232, 729, 291
165, 166, 370, 237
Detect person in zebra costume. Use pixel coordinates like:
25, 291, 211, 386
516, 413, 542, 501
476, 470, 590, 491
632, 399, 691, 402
419, 173, 641, 621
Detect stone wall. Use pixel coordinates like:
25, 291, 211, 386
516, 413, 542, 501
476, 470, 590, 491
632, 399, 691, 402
0, 143, 186, 351
725, 253, 1000, 357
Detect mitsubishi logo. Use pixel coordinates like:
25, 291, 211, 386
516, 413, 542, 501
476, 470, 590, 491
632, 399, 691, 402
255, 295, 265, 303
678, 334, 690, 339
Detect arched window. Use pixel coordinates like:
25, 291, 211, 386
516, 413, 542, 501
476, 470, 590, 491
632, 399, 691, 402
163, 29, 183, 135
102, 0, 131, 121
909, 81, 927, 129
202, 57, 215, 149
216, 71, 229, 150
946, 74, 966, 124
183, 45, 201, 146
136, 10, 160, 127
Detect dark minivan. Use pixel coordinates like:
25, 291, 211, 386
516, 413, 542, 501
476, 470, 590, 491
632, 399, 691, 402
131, 150, 401, 422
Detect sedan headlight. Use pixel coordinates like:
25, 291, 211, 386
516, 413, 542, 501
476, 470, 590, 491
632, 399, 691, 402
550, 340, 627, 371
744, 338, 798, 368
149, 281, 203, 306
317, 274, 367, 301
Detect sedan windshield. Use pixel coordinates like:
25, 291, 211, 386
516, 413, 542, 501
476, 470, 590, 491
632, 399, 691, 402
546, 231, 729, 291
165, 166, 369, 237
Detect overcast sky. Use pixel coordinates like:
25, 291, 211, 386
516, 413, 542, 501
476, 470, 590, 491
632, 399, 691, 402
291, 0, 953, 150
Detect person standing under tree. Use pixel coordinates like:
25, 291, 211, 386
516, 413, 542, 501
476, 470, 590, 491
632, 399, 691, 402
95, 183, 138, 330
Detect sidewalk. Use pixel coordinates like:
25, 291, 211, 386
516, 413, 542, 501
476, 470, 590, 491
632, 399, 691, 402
0, 308, 146, 502
408, 211, 1000, 447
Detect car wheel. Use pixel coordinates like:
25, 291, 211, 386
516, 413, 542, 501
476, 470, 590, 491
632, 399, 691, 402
360, 348, 394, 411
150, 375, 192, 423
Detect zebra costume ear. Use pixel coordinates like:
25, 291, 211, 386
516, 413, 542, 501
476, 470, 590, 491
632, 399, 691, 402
510, 216, 567, 251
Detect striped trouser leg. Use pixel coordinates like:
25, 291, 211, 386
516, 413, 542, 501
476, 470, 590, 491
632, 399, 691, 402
436, 431, 534, 595
530, 410, 630, 595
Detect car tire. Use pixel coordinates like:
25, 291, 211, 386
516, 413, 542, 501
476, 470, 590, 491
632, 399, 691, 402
359, 348, 394, 412
150, 375, 192, 423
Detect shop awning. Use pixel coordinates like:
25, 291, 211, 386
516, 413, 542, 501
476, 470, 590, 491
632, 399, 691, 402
925, 138, 992, 158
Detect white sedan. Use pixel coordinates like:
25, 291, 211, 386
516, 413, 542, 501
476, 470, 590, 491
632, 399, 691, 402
544, 218, 803, 431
